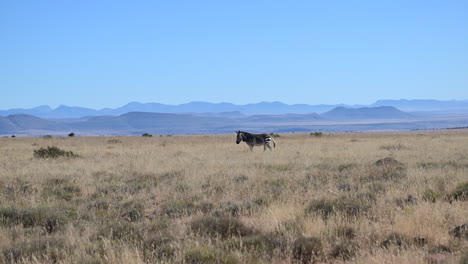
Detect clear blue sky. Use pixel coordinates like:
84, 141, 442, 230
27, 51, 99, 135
1, 0, 467, 109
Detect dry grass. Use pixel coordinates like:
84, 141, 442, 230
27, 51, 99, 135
0, 131, 467, 263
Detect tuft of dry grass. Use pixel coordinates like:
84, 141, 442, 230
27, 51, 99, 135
0, 131, 467, 263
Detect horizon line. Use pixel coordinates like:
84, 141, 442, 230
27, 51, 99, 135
3, 98, 468, 111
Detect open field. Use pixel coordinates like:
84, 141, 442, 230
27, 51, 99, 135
0, 131, 467, 263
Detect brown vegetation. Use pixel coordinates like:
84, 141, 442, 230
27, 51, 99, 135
0, 131, 467, 263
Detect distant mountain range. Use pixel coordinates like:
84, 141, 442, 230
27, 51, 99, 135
2, 99, 468, 119
2, 105, 468, 136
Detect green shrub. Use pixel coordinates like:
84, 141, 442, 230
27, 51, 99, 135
142, 133, 152, 137
330, 241, 359, 260
367, 157, 406, 181
335, 226, 357, 240
449, 182, 468, 201
147, 216, 170, 233
305, 199, 335, 220
292, 236, 323, 262
460, 250, 468, 264
33, 146, 78, 159
77, 256, 104, 264
2, 238, 66, 263
422, 189, 443, 203
310, 132, 323, 137
183, 246, 239, 264
226, 233, 286, 257
120, 200, 145, 222
190, 216, 255, 238
95, 222, 143, 242
380, 232, 411, 249
214, 198, 269, 217
196, 201, 215, 214
233, 175, 249, 183
144, 235, 175, 260
450, 224, 467, 239
107, 139, 122, 144
305, 197, 370, 220
160, 199, 196, 218
379, 143, 409, 151
87, 198, 110, 211
269, 133, 280, 138
0, 206, 74, 233
68, 132, 75, 137
338, 163, 356, 172
43, 184, 81, 201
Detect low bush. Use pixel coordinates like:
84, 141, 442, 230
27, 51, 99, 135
213, 198, 270, 217
305, 196, 370, 220
330, 241, 359, 260
160, 199, 196, 218
43, 184, 81, 201
335, 226, 357, 240
460, 251, 468, 264
183, 246, 239, 264
2, 238, 66, 263
292, 236, 324, 263
449, 182, 468, 201
0, 206, 74, 233
107, 139, 122, 144
120, 200, 145, 222
337, 163, 356, 172
33, 146, 78, 159
450, 224, 468, 240
95, 222, 143, 242
87, 198, 110, 211
226, 233, 286, 257
379, 143, 409, 151
367, 157, 406, 181
422, 189, 443, 203
144, 234, 176, 260
190, 216, 255, 238
380, 232, 411, 249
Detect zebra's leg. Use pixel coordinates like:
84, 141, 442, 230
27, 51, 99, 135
249, 144, 254, 151
266, 142, 272, 151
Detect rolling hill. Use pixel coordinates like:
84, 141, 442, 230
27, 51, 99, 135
3, 99, 468, 119
321, 106, 414, 120
2, 106, 468, 136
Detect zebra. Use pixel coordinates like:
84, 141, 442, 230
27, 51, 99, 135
236, 131, 276, 151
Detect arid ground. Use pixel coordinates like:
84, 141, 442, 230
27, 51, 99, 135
0, 131, 467, 263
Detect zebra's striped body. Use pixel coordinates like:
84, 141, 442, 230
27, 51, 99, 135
236, 131, 276, 151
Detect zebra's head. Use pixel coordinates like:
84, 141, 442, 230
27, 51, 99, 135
236, 131, 243, 144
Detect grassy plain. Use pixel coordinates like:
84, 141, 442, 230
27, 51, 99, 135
0, 131, 467, 263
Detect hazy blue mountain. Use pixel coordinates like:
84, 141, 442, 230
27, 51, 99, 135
1, 99, 468, 119
246, 113, 324, 122
0, 114, 66, 134
0, 116, 18, 134
2, 107, 468, 136
371, 99, 468, 112
48, 105, 98, 118
0, 105, 52, 116
67, 112, 241, 135
321, 106, 414, 120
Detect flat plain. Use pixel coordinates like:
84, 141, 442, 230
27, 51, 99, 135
0, 130, 467, 263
